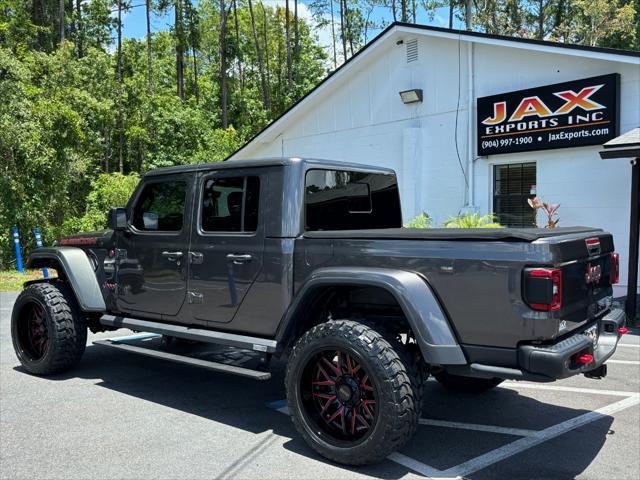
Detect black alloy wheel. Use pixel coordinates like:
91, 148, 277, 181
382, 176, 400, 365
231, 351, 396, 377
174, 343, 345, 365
286, 320, 423, 465
301, 348, 378, 444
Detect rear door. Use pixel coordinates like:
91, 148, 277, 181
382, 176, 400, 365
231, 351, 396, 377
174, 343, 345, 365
116, 173, 193, 318
188, 169, 265, 325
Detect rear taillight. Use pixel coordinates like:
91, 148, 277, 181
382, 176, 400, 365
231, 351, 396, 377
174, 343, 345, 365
610, 253, 619, 284
524, 268, 563, 311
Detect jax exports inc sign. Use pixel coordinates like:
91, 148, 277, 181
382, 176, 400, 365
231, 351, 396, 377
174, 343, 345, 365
477, 74, 619, 156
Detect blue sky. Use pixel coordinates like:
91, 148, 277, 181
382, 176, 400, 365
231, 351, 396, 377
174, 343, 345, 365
121, 1, 463, 47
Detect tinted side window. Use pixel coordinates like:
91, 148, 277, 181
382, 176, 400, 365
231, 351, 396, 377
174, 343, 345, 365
132, 181, 187, 231
201, 176, 260, 232
305, 169, 402, 231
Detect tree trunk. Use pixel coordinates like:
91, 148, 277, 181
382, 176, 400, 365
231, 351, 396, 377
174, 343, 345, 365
401, 0, 407, 22
232, 0, 243, 93
116, 1, 124, 174
339, 0, 347, 62
449, 0, 454, 28
391, 0, 397, 22
58, 0, 65, 44
248, 0, 269, 110
285, 0, 292, 88
76, 0, 83, 56
104, 126, 111, 173
329, 0, 337, 68
145, 0, 153, 93
411, 0, 416, 22
175, 1, 185, 100
262, 3, 270, 99
537, 0, 545, 39
465, 0, 472, 30
344, 0, 354, 56
294, 0, 299, 80
220, 0, 228, 127
68, 0, 75, 39
187, 0, 199, 103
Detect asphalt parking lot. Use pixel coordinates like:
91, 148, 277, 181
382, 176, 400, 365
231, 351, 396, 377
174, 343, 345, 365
1, 291, 639, 480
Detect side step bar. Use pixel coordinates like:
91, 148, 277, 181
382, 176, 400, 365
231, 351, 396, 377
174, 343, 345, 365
99, 315, 277, 353
93, 339, 271, 380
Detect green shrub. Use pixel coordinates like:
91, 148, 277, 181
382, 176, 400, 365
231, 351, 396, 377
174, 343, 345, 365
443, 213, 503, 228
58, 173, 140, 236
404, 213, 432, 228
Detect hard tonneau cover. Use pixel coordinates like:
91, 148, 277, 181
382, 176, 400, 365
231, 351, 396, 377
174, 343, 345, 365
303, 226, 603, 242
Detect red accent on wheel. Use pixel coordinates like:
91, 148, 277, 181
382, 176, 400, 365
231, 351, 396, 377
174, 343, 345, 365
302, 348, 377, 443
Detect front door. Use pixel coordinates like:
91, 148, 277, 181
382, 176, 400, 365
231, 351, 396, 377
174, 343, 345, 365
116, 173, 194, 318
188, 171, 265, 325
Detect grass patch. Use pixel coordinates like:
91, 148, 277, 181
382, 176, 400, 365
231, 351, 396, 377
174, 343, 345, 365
0, 269, 54, 292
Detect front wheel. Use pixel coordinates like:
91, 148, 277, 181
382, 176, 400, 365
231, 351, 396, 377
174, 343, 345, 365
285, 320, 423, 465
11, 282, 87, 375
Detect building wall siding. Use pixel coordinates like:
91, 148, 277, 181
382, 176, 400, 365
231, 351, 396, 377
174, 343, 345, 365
234, 34, 639, 294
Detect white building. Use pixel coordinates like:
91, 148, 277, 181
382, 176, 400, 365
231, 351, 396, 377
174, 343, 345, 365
229, 23, 640, 295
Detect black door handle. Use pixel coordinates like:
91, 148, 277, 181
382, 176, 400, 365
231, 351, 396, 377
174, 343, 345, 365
226, 253, 252, 265
162, 251, 184, 262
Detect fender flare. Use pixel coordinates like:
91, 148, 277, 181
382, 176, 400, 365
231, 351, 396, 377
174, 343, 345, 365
27, 247, 106, 313
277, 267, 467, 365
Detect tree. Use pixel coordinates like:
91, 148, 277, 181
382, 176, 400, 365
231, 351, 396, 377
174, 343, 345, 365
59, 0, 65, 44
220, 0, 228, 126
186, 0, 200, 102
560, 0, 637, 48
339, 0, 347, 60
248, 0, 270, 110
76, 0, 84, 56
286, 0, 292, 88
294, 0, 300, 78
174, 0, 185, 100
145, 0, 153, 93
232, 0, 244, 92
116, 0, 125, 173
309, 0, 339, 67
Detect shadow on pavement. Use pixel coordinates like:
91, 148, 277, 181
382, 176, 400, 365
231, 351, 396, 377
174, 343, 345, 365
12, 339, 613, 478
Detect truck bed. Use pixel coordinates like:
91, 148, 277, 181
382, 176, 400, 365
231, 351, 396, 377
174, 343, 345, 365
303, 226, 602, 242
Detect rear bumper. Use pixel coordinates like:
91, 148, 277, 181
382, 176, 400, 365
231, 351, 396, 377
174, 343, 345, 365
517, 308, 626, 379
448, 308, 626, 382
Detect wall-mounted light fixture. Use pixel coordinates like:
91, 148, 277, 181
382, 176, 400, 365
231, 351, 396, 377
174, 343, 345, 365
399, 89, 423, 104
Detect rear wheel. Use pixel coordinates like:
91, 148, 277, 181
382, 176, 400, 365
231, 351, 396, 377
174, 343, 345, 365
11, 282, 87, 375
285, 320, 423, 465
434, 371, 503, 393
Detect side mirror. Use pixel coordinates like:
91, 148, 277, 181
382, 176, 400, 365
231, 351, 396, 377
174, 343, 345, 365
108, 207, 128, 231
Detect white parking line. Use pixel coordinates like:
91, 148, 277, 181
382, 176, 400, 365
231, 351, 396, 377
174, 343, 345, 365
617, 343, 640, 348
419, 419, 536, 437
607, 360, 640, 365
440, 394, 640, 478
388, 452, 448, 479
502, 382, 638, 397
268, 382, 640, 479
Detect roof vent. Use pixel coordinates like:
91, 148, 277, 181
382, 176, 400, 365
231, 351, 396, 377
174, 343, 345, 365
406, 38, 418, 63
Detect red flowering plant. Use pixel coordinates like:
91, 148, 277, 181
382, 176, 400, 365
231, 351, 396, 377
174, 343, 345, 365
528, 197, 560, 228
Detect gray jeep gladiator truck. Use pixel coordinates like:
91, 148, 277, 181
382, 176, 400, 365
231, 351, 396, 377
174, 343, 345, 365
11, 158, 626, 465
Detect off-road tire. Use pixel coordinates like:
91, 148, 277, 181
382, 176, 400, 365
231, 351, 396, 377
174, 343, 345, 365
434, 371, 503, 393
285, 319, 423, 465
11, 281, 87, 375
